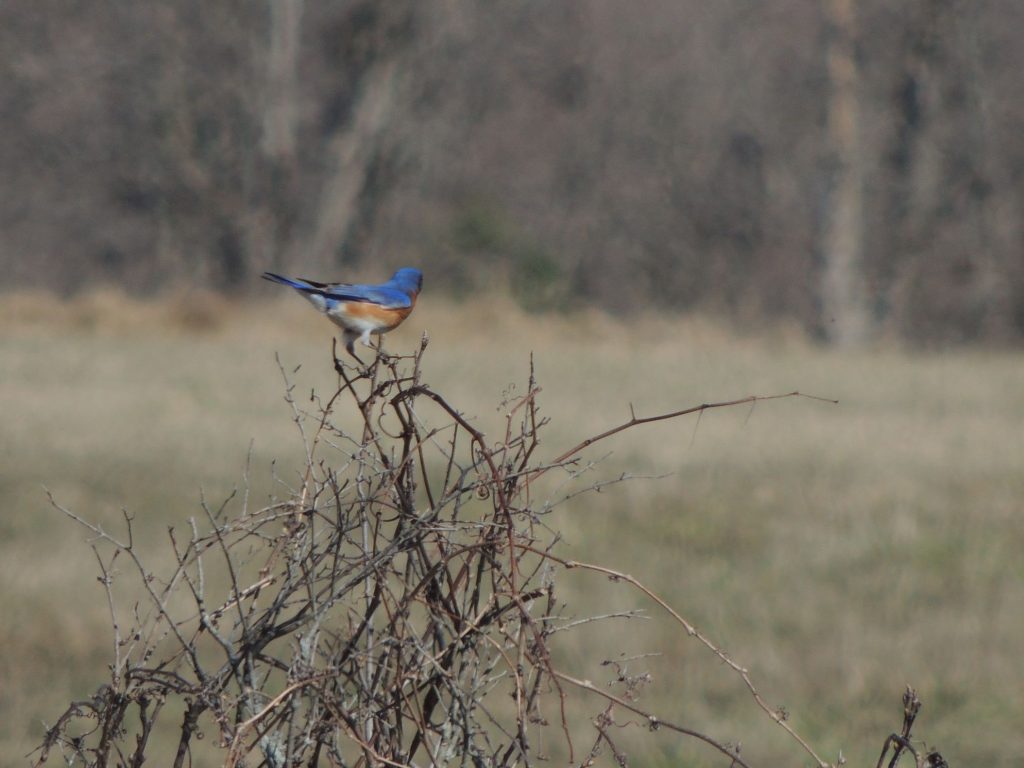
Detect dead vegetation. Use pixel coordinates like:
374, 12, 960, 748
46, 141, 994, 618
32, 341, 946, 766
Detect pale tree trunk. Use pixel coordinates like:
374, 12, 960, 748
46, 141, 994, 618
244, 0, 304, 275
300, 59, 399, 272
263, 0, 304, 161
820, 0, 870, 346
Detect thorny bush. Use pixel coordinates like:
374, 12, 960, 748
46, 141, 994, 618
34, 339, 946, 767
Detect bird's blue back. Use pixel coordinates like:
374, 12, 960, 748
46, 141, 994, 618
328, 268, 422, 308
266, 268, 423, 309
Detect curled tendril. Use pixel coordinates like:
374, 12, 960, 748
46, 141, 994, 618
376, 409, 404, 439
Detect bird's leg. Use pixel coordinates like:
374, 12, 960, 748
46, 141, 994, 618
343, 331, 365, 365
374, 335, 392, 364
358, 330, 386, 366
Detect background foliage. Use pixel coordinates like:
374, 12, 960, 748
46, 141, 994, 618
3, 1, 1023, 342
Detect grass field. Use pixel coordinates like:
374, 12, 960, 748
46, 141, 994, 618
2, 289, 1023, 766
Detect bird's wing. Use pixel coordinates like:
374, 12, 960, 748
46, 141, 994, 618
262, 273, 414, 309
317, 282, 415, 309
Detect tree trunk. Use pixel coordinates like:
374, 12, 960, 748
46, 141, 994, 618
820, 0, 870, 346
263, 0, 304, 161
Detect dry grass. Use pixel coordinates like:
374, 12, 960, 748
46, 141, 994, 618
3, 289, 1023, 765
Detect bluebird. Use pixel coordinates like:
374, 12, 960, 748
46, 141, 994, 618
262, 268, 423, 362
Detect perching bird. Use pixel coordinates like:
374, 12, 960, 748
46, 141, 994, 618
262, 268, 423, 362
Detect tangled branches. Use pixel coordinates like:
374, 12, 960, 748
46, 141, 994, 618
33, 339, 944, 767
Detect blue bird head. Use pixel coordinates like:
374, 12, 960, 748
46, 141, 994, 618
392, 268, 423, 295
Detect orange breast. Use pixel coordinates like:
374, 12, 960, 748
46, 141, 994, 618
344, 300, 414, 331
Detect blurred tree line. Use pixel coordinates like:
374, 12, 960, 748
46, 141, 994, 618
2, 0, 1022, 344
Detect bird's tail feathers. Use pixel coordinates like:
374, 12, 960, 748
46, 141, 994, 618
262, 272, 315, 291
